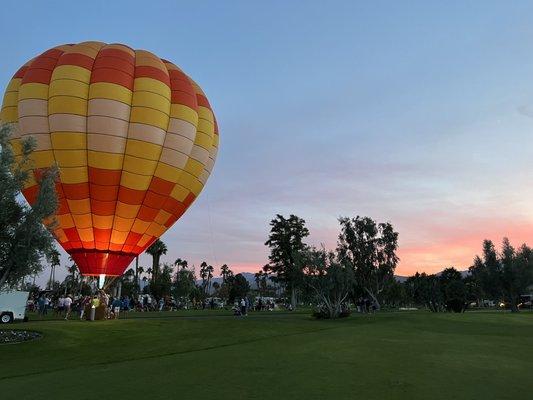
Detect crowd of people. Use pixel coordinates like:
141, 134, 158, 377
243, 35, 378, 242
356, 296, 378, 313
27, 292, 294, 321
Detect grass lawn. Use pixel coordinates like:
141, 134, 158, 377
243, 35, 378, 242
1, 310, 532, 400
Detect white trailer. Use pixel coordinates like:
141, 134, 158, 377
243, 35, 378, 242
0, 290, 30, 323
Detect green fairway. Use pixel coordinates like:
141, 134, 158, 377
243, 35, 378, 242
1, 310, 532, 400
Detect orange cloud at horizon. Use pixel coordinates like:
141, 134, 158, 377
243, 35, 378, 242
396, 219, 533, 276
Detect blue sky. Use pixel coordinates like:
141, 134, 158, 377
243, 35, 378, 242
1, 1, 532, 283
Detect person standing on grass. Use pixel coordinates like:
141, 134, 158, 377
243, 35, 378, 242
240, 298, 247, 316
79, 295, 90, 320
112, 297, 122, 319
57, 295, 65, 316
37, 295, 45, 316
122, 296, 130, 312
64, 295, 73, 320
158, 298, 164, 311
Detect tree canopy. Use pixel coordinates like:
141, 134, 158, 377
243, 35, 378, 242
263, 214, 309, 308
0, 125, 59, 288
337, 216, 399, 309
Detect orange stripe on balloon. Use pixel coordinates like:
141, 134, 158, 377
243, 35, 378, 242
90, 199, 116, 215
97, 48, 135, 64
28, 57, 58, 71
196, 94, 211, 109
88, 167, 122, 186
13, 66, 29, 79
90, 68, 134, 90
183, 192, 196, 208
144, 191, 167, 209
135, 66, 170, 86
148, 176, 174, 194
137, 205, 158, 221
125, 232, 143, 246
63, 183, 90, 200
162, 197, 185, 215
56, 53, 95, 70
118, 187, 146, 205
64, 227, 81, 242
93, 228, 111, 242
90, 184, 119, 201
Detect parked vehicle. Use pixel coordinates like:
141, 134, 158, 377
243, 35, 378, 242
0, 290, 30, 323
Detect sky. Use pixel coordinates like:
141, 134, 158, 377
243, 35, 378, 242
1, 1, 532, 284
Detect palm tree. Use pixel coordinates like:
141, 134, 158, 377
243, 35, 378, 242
255, 270, 264, 296
146, 239, 167, 281
48, 249, 60, 290
199, 262, 214, 295
206, 264, 214, 294
200, 262, 208, 293
134, 256, 140, 292
174, 258, 188, 271
66, 262, 79, 295
220, 264, 232, 284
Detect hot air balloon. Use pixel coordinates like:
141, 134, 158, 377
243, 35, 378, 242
0, 41, 219, 281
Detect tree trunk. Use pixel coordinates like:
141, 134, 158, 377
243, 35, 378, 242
365, 288, 380, 310
290, 287, 296, 309
0, 267, 11, 288
135, 256, 139, 293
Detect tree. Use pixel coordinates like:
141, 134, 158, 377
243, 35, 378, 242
0, 125, 60, 288
149, 263, 173, 299
254, 271, 263, 293
254, 270, 269, 297
500, 239, 533, 312
137, 266, 145, 290
134, 256, 140, 294
469, 240, 502, 302
220, 264, 232, 283
199, 261, 214, 295
218, 264, 234, 303
380, 278, 407, 308
304, 246, 354, 318
264, 214, 309, 308
47, 249, 60, 290
405, 272, 445, 312
229, 273, 250, 303
146, 239, 167, 281
65, 260, 80, 295
470, 238, 533, 312
173, 266, 196, 304
174, 258, 188, 271
440, 267, 467, 312
337, 216, 399, 310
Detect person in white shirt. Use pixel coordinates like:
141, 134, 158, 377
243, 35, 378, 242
64, 295, 73, 320
240, 298, 247, 316
57, 296, 65, 315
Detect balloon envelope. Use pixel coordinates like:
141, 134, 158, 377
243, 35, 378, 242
0, 42, 218, 276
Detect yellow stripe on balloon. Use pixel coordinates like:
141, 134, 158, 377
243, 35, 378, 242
59, 166, 88, 184
18, 83, 49, 100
